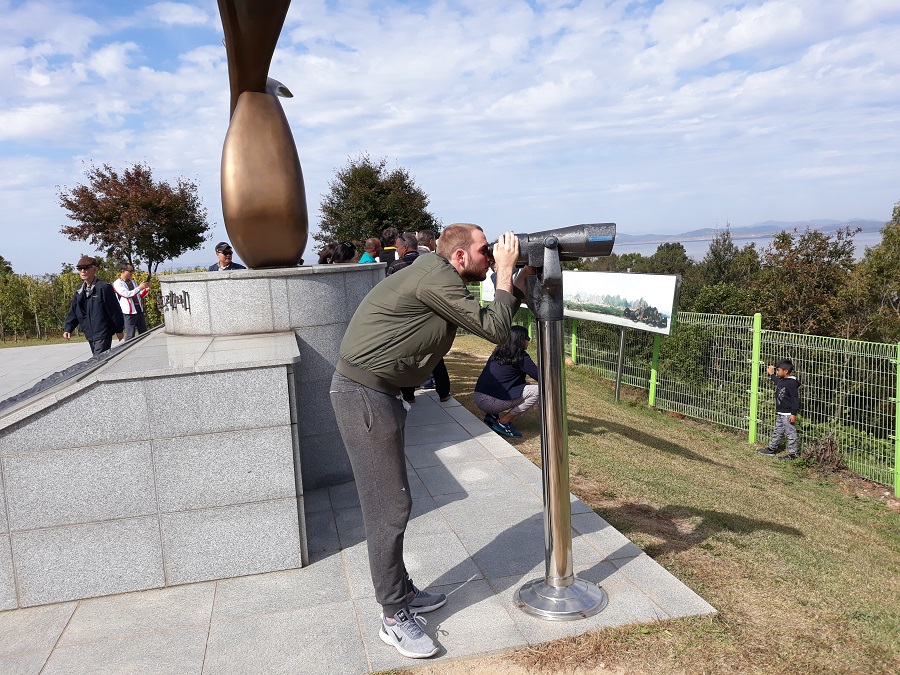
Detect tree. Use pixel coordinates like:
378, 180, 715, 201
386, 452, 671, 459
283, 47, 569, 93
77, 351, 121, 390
58, 163, 211, 276
634, 242, 694, 276
687, 227, 762, 314
753, 226, 857, 335
699, 227, 761, 287
835, 201, 900, 342
316, 154, 441, 245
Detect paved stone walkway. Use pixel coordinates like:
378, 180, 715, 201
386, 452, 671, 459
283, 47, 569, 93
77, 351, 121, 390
0, 346, 715, 674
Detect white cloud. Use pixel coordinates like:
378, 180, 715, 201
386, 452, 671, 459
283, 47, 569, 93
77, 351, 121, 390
0, 1, 899, 273
145, 2, 211, 27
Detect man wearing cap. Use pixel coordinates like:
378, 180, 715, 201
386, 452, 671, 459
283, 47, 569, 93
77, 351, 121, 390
330, 224, 534, 659
63, 256, 125, 356
209, 242, 247, 270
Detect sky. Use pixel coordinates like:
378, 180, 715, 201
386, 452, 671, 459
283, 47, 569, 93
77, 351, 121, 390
2, 0, 899, 275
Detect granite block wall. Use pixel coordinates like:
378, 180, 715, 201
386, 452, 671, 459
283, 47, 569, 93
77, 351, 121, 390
0, 363, 302, 608
157, 265, 385, 491
0, 535, 14, 611
0, 265, 383, 608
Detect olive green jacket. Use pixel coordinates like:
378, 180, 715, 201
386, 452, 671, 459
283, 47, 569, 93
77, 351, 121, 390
337, 252, 521, 395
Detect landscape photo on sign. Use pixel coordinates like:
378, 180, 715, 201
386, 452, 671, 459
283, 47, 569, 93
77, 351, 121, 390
562, 271, 681, 335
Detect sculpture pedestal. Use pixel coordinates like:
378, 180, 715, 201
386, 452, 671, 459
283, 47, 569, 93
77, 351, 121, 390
159, 264, 384, 488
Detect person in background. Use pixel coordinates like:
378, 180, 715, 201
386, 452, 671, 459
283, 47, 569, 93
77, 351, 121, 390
359, 238, 382, 263
332, 241, 358, 264
318, 242, 337, 264
63, 256, 124, 356
758, 359, 801, 460
416, 230, 436, 254
377, 227, 399, 264
112, 262, 150, 340
209, 242, 246, 270
474, 325, 540, 438
385, 233, 419, 277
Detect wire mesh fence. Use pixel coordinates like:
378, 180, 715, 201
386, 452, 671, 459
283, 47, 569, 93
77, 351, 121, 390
654, 313, 756, 431
470, 281, 896, 490
759, 331, 897, 487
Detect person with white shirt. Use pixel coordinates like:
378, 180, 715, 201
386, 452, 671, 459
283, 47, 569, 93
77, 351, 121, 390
112, 262, 150, 340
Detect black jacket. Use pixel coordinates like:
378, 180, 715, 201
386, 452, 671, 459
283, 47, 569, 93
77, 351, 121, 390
386, 251, 419, 276
208, 262, 246, 270
770, 374, 800, 415
475, 354, 540, 400
64, 280, 125, 341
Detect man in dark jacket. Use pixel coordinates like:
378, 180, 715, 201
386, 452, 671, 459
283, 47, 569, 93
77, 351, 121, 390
330, 224, 534, 659
209, 241, 247, 270
63, 256, 125, 356
385, 232, 419, 276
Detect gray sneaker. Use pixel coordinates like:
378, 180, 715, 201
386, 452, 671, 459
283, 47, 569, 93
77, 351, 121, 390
380, 608, 439, 659
407, 584, 447, 613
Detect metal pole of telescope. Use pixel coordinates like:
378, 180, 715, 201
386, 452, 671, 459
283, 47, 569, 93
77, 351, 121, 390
514, 240, 608, 621
614, 326, 626, 402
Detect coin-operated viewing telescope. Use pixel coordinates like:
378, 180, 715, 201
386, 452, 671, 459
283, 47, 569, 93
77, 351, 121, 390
502, 222, 617, 621
489, 223, 615, 268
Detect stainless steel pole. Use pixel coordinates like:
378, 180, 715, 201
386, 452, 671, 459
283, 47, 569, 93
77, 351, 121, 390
538, 318, 573, 586
514, 316, 608, 620
614, 326, 626, 402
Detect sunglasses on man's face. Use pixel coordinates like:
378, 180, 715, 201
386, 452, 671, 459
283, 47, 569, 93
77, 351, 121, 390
76, 265, 94, 271
220, 249, 233, 256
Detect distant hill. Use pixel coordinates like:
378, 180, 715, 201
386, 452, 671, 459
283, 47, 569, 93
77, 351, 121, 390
616, 219, 886, 244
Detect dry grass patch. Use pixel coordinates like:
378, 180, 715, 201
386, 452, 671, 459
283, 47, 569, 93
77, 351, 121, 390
424, 334, 900, 675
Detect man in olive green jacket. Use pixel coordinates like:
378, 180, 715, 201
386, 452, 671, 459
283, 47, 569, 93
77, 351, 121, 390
330, 224, 533, 658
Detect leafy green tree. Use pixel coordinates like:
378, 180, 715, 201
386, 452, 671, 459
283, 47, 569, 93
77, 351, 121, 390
58, 163, 211, 276
634, 242, 694, 276
753, 226, 857, 335
687, 228, 762, 314
699, 228, 761, 287
0, 273, 28, 340
835, 201, 900, 342
0, 256, 16, 340
316, 154, 441, 245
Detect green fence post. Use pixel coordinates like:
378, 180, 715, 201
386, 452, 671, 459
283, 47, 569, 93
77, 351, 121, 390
749, 313, 762, 444
895, 343, 900, 497
570, 319, 578, 364
648, 333, 660, 407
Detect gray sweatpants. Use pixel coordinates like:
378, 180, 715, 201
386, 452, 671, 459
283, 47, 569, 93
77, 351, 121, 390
768, 413, 798, 455
474, 384, 540, 417
329, 371, 413, 615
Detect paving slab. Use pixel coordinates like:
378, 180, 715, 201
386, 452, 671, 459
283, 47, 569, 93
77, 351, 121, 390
0, 382, 715, 673
0, 343, 96, 402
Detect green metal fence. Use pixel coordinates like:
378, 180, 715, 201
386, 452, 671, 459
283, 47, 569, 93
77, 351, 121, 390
472, 283, 898, 493
758, 330, 897, 488
564, 311, 898, 493
654, 313, 756, 431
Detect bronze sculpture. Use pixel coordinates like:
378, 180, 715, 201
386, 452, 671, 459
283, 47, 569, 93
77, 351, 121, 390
218, 0, 308, 268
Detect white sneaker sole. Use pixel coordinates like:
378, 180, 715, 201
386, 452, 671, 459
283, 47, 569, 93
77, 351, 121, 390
379, 626, 439, 659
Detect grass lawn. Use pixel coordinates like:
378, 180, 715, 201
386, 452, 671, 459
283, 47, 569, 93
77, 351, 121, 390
0, 335, 85, 348
414, 334, 900, 675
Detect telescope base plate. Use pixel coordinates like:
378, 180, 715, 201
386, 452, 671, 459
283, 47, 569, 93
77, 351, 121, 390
514, 577, 608, 621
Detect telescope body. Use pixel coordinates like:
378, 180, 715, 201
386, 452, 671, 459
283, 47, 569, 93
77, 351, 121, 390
489, 223, 616, 267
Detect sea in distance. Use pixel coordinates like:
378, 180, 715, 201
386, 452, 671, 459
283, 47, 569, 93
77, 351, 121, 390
613, 229, 884, 262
